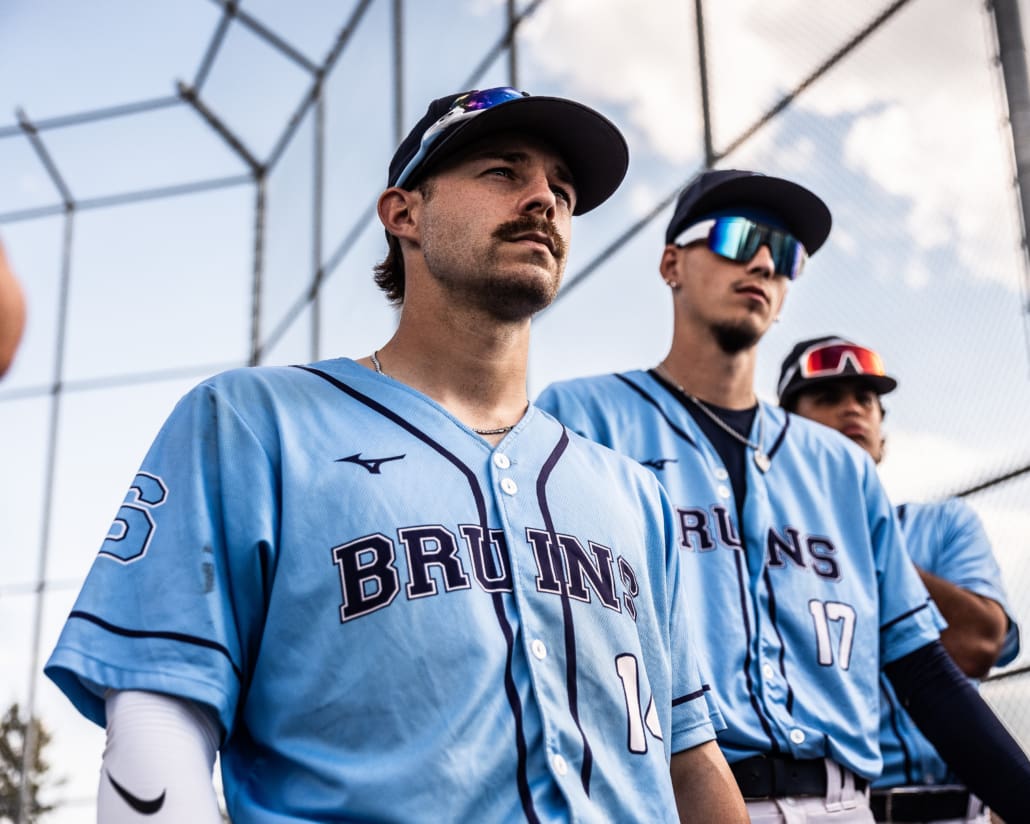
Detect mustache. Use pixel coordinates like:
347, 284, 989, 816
493, 216, 567, 261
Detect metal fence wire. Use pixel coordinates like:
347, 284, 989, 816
1, 0, 1028, 818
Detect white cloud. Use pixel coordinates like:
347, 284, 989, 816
519, 0, 701, 162
517, 0, 1024, 290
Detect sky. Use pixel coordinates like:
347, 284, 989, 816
1, 0, 1029, 816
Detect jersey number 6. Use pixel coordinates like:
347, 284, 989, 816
99, 472, 168, 564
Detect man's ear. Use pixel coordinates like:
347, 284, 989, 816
378, 187, 420, 244
658, 244, 682, 289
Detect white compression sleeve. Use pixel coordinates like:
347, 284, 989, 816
99, 690, 223, 823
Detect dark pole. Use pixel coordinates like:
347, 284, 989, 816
694, 0, 715, 167
507, 0, 519, 89
989, 0, 1030, 366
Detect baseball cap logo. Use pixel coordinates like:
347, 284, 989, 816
392, 87, 527, 190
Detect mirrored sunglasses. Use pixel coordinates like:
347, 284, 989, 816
393, 86, 529, 189
673, 216, 809, 279
800, 342, 886, 379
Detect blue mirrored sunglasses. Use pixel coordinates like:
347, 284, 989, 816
673, 216, 809, 279
393, 87, 529, 189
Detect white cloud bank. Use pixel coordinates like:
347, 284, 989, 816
514, 0, 1025, 290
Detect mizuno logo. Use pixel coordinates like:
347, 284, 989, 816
107, 772, 166, 814
336, 453, 406, 474
641, 458, 678, 470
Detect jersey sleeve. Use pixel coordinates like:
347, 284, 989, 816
867, 463, 946, 666
536, 381, 604, 442
45, 377, 279, 735
932, 499, 1020, 666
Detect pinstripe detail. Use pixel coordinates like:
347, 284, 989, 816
768, 412, 791, 458
615, 372, 699, 449
297, 365, 540, 823
68, 610, 243, 682
763, 567, 797, 716
736, 554, 781, 753
880, 598, 932, 633
673, 683, 712, 706
643, 369, 788, 752
535, 427, 595, 794
626, 370, 788, 752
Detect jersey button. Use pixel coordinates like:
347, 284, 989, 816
717, 484, 731, 500
531, 639, 547, 660
714, 468, 729, 480
789, 729, 806, 745
500, 478, 518, 495
493, 453, 511, 469
552, 753, 568, 776
762, 663, 774, 680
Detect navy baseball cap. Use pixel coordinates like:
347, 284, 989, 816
665, 169, 832, 254
387, 87, 629, 215
777, 335, 898, 408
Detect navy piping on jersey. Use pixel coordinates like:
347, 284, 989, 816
734, 553, 782, 753
68, 610, 243, 682
673, 683, 713, 706
616, 373, 698, 448
881, 599, 933, 633
763, 567, 797, 716
639, 370, 785, 754
297, 365, 541, 824
536, 428, 596, 792
880, 676, 916, 784
768, 413, 790, 459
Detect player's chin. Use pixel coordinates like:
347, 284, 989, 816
479, 271, 560, 321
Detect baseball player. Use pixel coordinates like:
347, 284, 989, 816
536, 169, 1030, 823
45, 88, 747, 822
778, 335, 1021, 824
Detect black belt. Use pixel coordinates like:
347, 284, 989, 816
870, 787, 973, 822
730, 755, 868, 800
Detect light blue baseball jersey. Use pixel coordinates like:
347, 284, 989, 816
46, 358, 722, 823
537, 370, 945, 780
876, 498, 1020, 788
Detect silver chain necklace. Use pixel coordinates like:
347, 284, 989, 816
654, 363, 771, 473
371, 350, 518, 436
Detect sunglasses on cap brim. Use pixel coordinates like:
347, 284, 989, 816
673, 216, 809, 280
393, 87, 529, 190
799, 342, 887, 379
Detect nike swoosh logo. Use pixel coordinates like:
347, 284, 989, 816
336, 452, 405, 474
107, 771, 166, 814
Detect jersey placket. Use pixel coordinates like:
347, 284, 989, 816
486, 430, 588, 817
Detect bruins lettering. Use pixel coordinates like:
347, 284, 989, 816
331, 524, 639, 622
677, 505, 840, 580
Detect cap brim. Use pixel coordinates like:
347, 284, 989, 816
416, 96, 629, 215
686, 174, 832, 254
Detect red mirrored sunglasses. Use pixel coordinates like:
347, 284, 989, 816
800, 342, 886, 379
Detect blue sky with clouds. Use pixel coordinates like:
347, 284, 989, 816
2, 0, 1029, 814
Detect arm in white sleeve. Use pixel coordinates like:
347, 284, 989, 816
98, 690, 223, 824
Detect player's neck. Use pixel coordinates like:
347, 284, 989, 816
367, 311, 531, 431
660, 331, 759, 410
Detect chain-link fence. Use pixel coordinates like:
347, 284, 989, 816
1, 0, 1027, 818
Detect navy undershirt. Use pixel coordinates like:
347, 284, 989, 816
649, 370, 757, 513
679, 396, 757, 513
